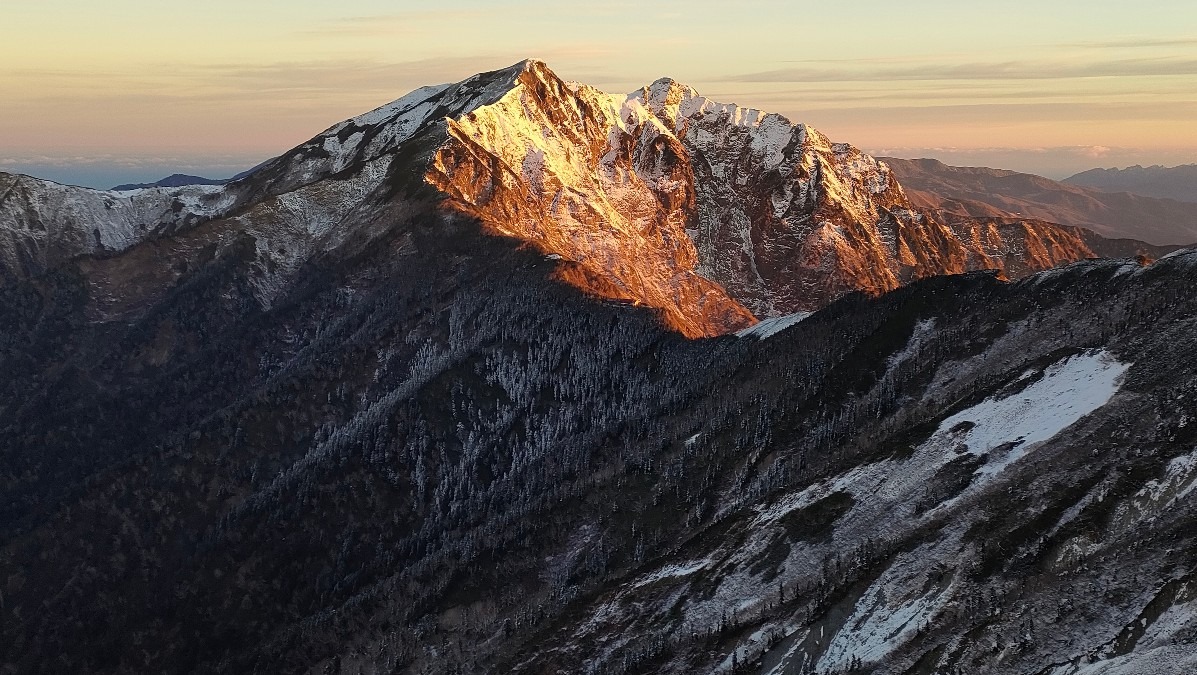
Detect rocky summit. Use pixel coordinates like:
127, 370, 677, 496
2, 60, 1196, 674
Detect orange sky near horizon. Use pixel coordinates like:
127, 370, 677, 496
2, 0, 1195, 186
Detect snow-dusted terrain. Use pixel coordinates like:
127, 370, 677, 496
3, 60, 1195, 675
0, 175, 234, 280
512, 256, 1197, 673
578, 346, 1139, 672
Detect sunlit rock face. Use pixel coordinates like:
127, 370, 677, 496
425, 60, 1102, 331
622, 76, 1105, 315
632, 76, 914, 316
426, 61, 756, 338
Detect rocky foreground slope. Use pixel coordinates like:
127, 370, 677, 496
2, 61, 1196, 674
4, 211, 1197, 674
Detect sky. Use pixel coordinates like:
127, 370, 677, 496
2, 0, 1195, 188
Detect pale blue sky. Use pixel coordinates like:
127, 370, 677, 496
2, 0, 1195, 186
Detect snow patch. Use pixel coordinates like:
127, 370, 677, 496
632, 559, 710, 588
1140, 595, 1197, 650
1128, 448, 1197, 513
736, 312, 812, 340
1049, 645, 1197, 675
1156, 247, 1197, 265
933, 350, 1130, 476
817, 550, 953, 670
342, 82, 454, 129
752, 463, 879, 526
887, 319, 935, 369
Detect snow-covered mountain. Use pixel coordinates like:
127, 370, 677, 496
0, 59, 1159, 335
0, 175, 233, 283
421, 60, 1124, 333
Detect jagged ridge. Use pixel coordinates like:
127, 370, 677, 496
420, 61, 1124, 331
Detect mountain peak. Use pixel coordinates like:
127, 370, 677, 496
110, 173, 226, 191
645, 76, 701, 107
627, 77, 703, 129
426, 61, 758, 337
517, 57, 551, 72
421, 63, 1110, 328
481, 57, 554, 84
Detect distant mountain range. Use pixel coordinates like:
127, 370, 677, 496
1065, 164, 1197, 204
882, 157, 1197, 246
109, 173, 226, 191
108, 163, 268, 191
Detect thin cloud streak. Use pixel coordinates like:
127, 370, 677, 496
294, 10, 497, 38
0, 153, 263, 167
1065, 36, 1197, 49
702, 84, 1197, 107
793, 101, 1197, 140
3, 51, 620, 99
4, 57, 504, 96
869, 145, 1124, 158
724, 57, 1197, 83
